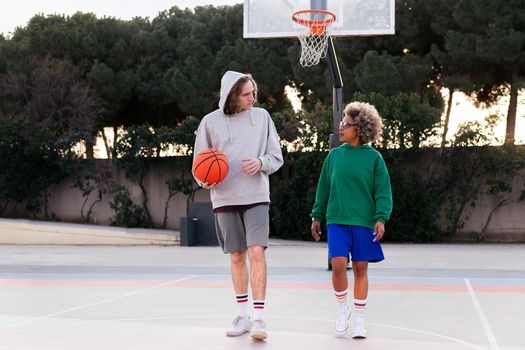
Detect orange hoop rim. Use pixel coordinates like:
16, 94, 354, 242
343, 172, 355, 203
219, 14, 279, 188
292, 9, 336, 28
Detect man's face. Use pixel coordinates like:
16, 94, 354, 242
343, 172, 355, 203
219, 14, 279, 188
237, 81, 255, 111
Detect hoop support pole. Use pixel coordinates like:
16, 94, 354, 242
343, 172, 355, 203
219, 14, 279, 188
327, 37, 343, 149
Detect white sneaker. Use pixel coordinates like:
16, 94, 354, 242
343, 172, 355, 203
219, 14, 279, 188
226, 316, 251, 337
250, 319, 268, 340
334, 304, 351, 337
352, 317, 367, 339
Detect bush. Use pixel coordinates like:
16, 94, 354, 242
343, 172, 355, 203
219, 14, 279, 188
109, 182, 153, 228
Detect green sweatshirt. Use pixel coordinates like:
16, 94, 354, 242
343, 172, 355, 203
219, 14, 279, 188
311, 143, 393, 228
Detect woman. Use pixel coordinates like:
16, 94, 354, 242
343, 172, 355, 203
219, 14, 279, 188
311, 101, 392, 338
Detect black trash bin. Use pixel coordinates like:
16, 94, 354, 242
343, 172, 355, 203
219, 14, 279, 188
180, 202, 218, 246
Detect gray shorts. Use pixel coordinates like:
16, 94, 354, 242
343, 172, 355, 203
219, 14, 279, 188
214, 205, 269, 254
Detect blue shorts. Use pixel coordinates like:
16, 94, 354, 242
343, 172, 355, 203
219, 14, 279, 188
327, 224, 385, 262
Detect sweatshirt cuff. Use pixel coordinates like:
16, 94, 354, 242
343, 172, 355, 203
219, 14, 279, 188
311, 214, 323, 222
258, 156, 267, 173
374, 216, 386, 223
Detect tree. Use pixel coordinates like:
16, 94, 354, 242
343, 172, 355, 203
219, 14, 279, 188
352, 51, 443, 148
0, 55, 103, 152
163, 168, 201, 229
428, 0, 525, 144
71, 160, 113, 223
114, 125, 159, 226
0, 117, 80, 216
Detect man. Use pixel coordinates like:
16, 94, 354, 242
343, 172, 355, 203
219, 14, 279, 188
193, 71, 283, 340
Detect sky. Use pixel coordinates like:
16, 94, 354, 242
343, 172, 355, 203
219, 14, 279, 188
0, 0, 242, 36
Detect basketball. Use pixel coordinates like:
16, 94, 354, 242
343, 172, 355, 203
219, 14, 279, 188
192, 148, 229, 185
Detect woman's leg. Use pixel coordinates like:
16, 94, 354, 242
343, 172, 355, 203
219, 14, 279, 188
351, 261, 369, 338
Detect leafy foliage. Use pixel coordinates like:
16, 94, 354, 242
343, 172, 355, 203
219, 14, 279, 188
71, 160, 113, 223
163, 157, 202, 229
1, 2, 524, 239
427, 0, 525, 144
0, 116, 80, 216
114, 124, 174, 226
109, 182, 152, 228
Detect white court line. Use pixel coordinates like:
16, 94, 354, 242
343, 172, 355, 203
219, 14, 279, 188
0, 314, 485, 349
0, 274, 199, 332
465, 278, 500, 350
372, 275, 525, 281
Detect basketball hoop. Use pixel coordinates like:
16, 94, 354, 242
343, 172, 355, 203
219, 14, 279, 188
292, 9, 336, 67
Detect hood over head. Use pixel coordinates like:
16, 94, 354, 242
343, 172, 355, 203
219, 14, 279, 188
218, 71, 247, 112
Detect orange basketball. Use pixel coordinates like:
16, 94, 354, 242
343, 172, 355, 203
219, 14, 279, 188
192, 148, 229, 185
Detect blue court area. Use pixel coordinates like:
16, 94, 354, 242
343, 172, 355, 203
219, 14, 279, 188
0, 242, 524, 350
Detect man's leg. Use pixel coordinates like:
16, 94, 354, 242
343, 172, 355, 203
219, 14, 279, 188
216, 208, 249, 337
226, 250, 251, 336
242, 205, 269, 340
248, 246, 267, 307
351, 261, 369, 338
231, 250, 249, 295
231, 250, 249, 316
248, 245, 267, 340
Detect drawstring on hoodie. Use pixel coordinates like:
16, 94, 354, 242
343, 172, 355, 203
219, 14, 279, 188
226, 110, 255, 143
227, 117, 233, 143
218, 71, 256, 144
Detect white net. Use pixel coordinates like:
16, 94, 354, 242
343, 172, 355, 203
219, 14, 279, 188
294, 11, 335, 67
297, 32, 330, 67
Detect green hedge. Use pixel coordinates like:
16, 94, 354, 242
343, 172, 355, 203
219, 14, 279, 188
270, 146, 525, 242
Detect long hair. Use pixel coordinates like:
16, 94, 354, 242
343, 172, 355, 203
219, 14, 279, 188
223, 75, 258, 115
343, 101, 383, 144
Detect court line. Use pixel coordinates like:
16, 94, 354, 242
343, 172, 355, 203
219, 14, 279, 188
0, 274, 199, 333
464, 278, 499, 350
373, 275, 525, 282
3, 273, 525, 282
0, 314, 485, 349
2, 278, 524, 293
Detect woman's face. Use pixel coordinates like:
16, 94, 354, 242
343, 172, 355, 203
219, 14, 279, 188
338, 114, 360, 146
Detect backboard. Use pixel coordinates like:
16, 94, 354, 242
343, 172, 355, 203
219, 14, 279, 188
243, 0, 395, 38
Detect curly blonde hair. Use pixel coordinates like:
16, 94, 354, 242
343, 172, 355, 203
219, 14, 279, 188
343, 101, 383, 144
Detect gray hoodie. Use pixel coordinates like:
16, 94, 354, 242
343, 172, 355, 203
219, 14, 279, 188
193, 71, 284, 208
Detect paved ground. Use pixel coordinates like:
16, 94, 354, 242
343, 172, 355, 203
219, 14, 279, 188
0, 226, 524, 349
0, 218, 179, 245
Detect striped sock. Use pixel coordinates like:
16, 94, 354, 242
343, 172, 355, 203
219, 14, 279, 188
353, 298, 367, 319
236, 294, 249, 319
335, 290, 348, 307
253, 300, 265, 320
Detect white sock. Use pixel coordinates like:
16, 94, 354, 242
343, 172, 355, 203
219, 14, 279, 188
235, 293, 249, 319
253, 300, 265, 320
335, 289, 348, 308
354, 298, 367, 320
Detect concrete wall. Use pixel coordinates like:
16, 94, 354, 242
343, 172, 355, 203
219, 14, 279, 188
442, 168, 525, 242
33, 159, 211, 230
3, 156, 525, 241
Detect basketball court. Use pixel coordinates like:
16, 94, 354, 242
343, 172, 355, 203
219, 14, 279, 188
0, 240, 524, 350
1, 1, 523, 349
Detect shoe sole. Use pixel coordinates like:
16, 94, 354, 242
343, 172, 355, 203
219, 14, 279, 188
352, 332, 367, 339
226, 330, 249, 337
334, 328, 349, 338
251, 331, 267, 340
